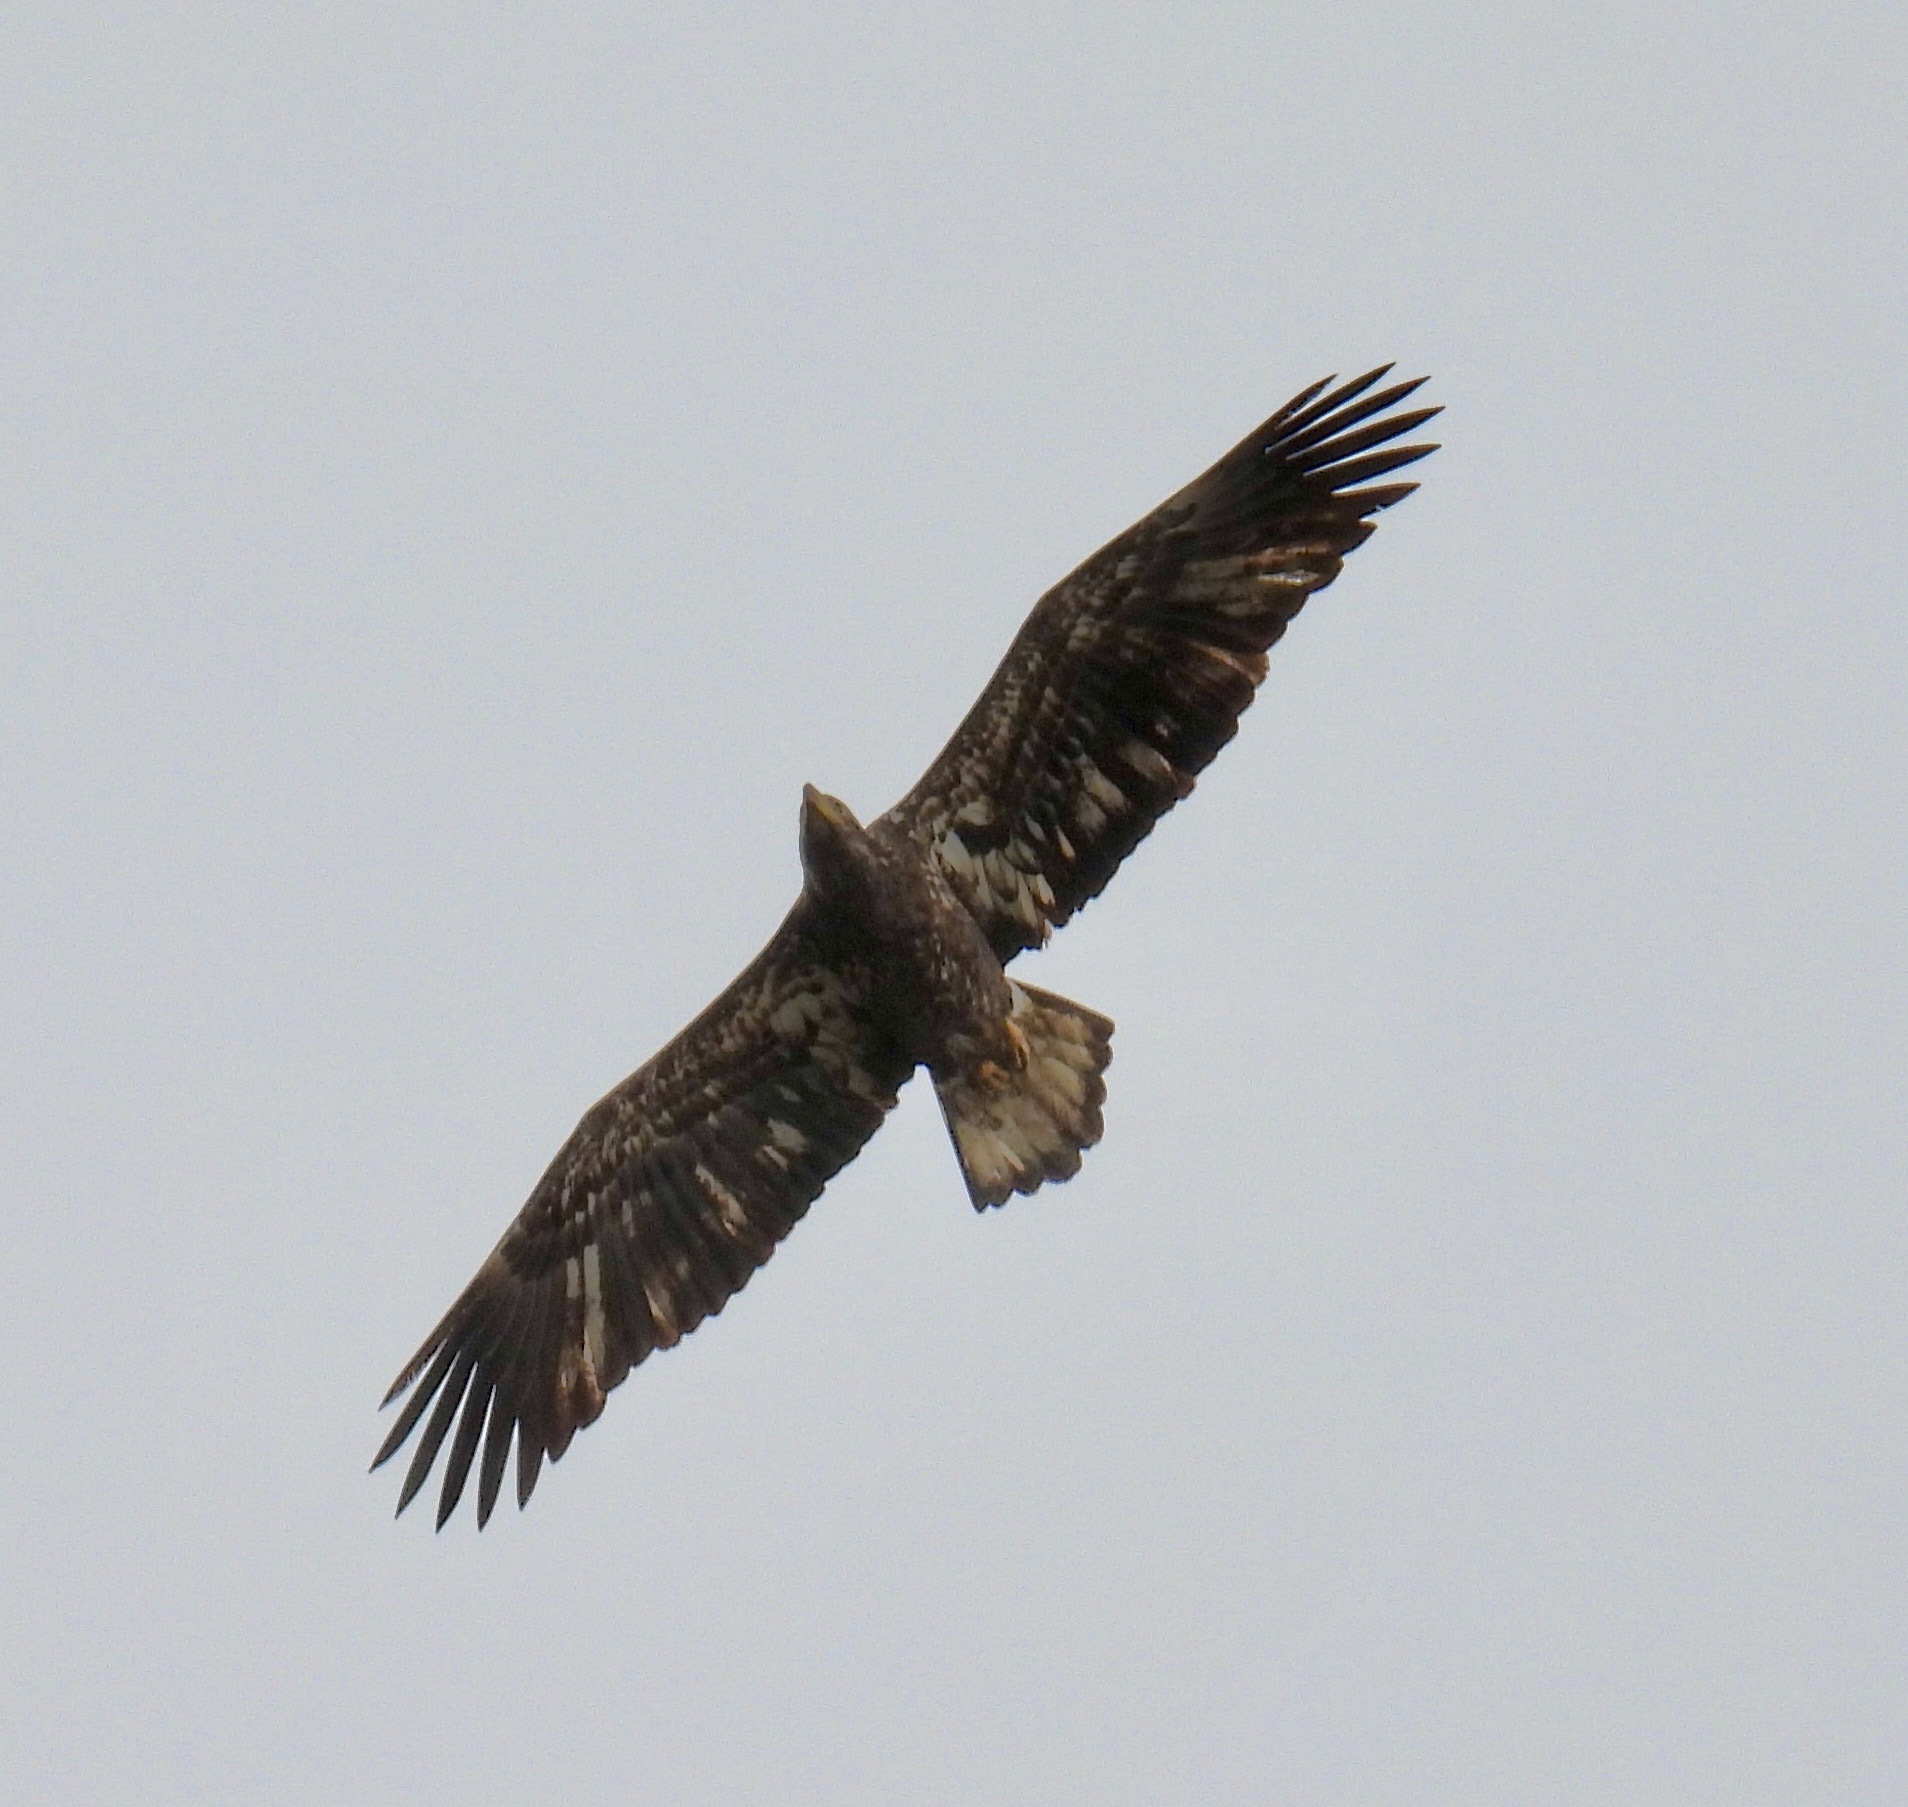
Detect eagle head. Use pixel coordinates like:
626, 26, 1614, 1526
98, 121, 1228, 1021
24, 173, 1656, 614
799, 784, 874, 901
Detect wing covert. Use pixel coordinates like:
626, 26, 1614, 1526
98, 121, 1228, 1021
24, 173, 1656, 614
884, 368, 1439, 960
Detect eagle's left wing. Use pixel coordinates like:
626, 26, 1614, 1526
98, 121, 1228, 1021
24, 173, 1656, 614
372, 899, 910, 1528
883, 368, 1438, 961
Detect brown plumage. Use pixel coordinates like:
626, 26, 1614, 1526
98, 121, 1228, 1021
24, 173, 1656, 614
374, 367, 1439, 1527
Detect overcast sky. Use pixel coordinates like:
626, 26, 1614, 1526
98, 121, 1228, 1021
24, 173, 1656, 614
4, 5, 1904, 1803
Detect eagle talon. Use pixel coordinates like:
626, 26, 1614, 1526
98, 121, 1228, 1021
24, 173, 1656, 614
1003, 1018, 1031, 1071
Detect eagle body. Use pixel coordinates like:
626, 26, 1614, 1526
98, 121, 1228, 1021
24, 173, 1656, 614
798, 782, 1114, 1206
376, 367, 1440, 1526
797, 783, 1018, 1079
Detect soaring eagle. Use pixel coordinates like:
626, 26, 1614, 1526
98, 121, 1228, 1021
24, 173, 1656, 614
374, 367, 1439, 1527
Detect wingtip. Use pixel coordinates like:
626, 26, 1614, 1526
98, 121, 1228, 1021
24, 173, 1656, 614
1268, 373, 1336, 429
379, 1319, 450, 1410
1272, 364, 1400, 443
1326, 440, 1441, 492
394, 1464, 428, 1519
1342, 475, 1427, 514
1272, 365, 1441, 502
369, 1417, 408, 1474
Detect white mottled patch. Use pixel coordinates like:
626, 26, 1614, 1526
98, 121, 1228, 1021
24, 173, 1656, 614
582, 1242, 605, 1375
694, 1161, 751, 1235
766, 1117, 808, 1153
1079, 760, 1126, 811
1216, 588, 1274, 618
770, 968, 880, 1106
1179, 550, 1322, 617
1204, 642, 1270, 684
1174, 553, 1251, 602
941, 830, 1055, 941
1119, 737, 1178, 791
769, 987, 827, 1038
979, 847, 1045, 932
939, 830, 981, 889
644, 1269, 679, 1343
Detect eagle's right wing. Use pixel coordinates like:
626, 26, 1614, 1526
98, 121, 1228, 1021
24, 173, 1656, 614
372, 899, 910, 1529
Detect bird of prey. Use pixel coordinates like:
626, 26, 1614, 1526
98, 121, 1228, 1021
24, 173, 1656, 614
374, 366, 1439, 1527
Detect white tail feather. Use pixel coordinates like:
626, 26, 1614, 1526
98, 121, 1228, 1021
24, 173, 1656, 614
934, 982, 1113, 1209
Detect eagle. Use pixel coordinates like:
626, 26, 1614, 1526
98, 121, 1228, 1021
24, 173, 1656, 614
374, 366, 1439, 1527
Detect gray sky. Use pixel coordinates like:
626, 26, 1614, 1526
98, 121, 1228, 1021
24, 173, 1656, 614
4, 5, 1904, 1802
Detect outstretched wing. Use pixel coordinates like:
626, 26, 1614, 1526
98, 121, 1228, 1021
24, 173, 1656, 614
372, 899, 910, 1529
884, 368, 1439, 961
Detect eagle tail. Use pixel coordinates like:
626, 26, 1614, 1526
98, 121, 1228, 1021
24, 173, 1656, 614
935, 982, 1113, 1210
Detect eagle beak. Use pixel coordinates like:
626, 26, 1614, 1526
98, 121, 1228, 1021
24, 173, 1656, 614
801, 784, 857, 830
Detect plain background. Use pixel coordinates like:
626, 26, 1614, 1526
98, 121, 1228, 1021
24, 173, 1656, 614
4, 5, 1903, 1802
